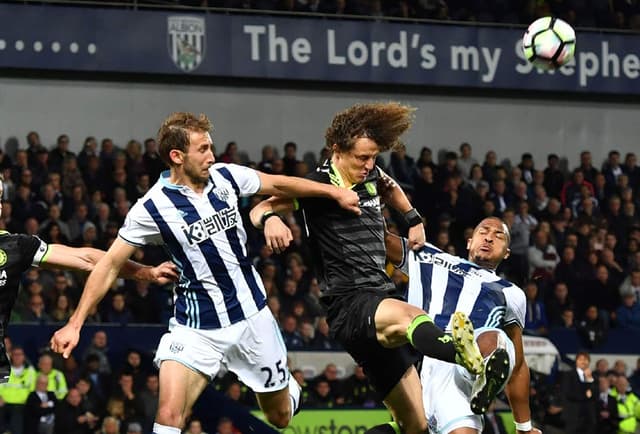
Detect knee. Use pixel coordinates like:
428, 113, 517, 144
155, 404, 185, 428
264, 407, 291, 429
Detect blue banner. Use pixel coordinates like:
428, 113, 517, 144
0, 3, 638, 94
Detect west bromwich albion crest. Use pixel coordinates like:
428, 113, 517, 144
167, 16, 205, 72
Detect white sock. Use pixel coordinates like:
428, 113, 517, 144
153, 422, 181, 434
288, 374, 301, 417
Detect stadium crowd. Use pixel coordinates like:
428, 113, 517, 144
52, 0, 640, 31
1, 132, 640, 432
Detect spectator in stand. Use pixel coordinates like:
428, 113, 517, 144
104, 292, 133, 325
282, 141, 300, 176
613, 374, 639, 434
578, 151, 599, 185
38, 353, 68, 400
23, 293, 51, 323
554, 245, 585, 297
619, 269, 640, 301
415, 146, 437, 175
100, 416, 120, 434
258, 144, 276, 174
99, 138, 119, 175
457, 142, 477, 181
25, 131, 46, 168
185, 418, 208, 434
280, 314, 304, 350
138, 373, 159, 433
412, 165, 438, 223
54, 387, 99, 434
24, 374, 57, 434
577, 305, 609, 349
544, 153, 565, 199
615, 293, 640, 331
387, 143, 415, 191
524, 280, 548, 336
109, 372, 145, 429
306, 379, 336, 408
50, 294, 74, 322
629, 358, 640, 396
436, 151, 461, 189
342, 365, 379, 408
561, 169, 594, 208
75, 376, 105, 420
489, 178, 511, 215
482, 150, 498, 182
82, 330, 111, 375
546, 281, 574, 328
583, 264, 620, 317
120, 350, 147, 392
561, 351, 597, 434
528, 228, 559, 295
594, 375, 618, 434
0, 346, 37, 434
467, 164, 484, 190
602, 150, 623, 196
312, 316, 339, 350
622, 152, 640, 187
77, 136, 98, 174
142, 138, 165, 182
124, 140, 145, 180
49, 134, 75, 175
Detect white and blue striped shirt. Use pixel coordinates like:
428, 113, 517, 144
400, 242, 526, 333
119, 164, 266, 329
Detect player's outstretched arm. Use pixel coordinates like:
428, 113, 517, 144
41, 244, 179, 284
384, 230, 404, 266
504, 324, 542, 434
256, 172, 360, 215
50, 238, 137, 359
377, 168, 425, 250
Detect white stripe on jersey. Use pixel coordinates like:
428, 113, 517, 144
405, 242, 526, 332
119, 166, 266, 329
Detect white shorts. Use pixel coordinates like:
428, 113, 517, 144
154, 307, 289, 393
421, 327, 516, 434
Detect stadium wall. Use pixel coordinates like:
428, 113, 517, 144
0, 76, 638, 169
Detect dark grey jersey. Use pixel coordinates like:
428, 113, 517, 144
299, 161, 394, 297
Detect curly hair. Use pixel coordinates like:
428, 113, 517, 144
157, 112, 212, 166
325, 102, 415, 153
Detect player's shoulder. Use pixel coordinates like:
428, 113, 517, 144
307, 161, 331, 183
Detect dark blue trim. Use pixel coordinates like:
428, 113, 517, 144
143, 199, 217, 327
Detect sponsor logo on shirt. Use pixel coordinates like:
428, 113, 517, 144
0, 249, 6, 267
360, 196, 380, 209
0, 270, 7, 286
416, 251, 471, 277
181, 207, 238, 245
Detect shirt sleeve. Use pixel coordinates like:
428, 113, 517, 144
118, 200, 162, 246
212, 163, 260, 197
18, 234, 49, 267
503, 285, 526, 329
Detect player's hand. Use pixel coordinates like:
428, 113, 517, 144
50, 323, 81, 359
377, 173, 398, 204
149, 261, 180, 285
264, 216, 293, 254
407, 222, 426, 250
334, 188, 361, 215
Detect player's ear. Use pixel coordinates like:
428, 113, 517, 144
503, 248, 511, 260
169, 149, 183, 165
466, 238, 472, 250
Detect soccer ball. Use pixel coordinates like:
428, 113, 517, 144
522, 17, 576, 70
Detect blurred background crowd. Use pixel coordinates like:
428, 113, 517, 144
49, 0, 640, 31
